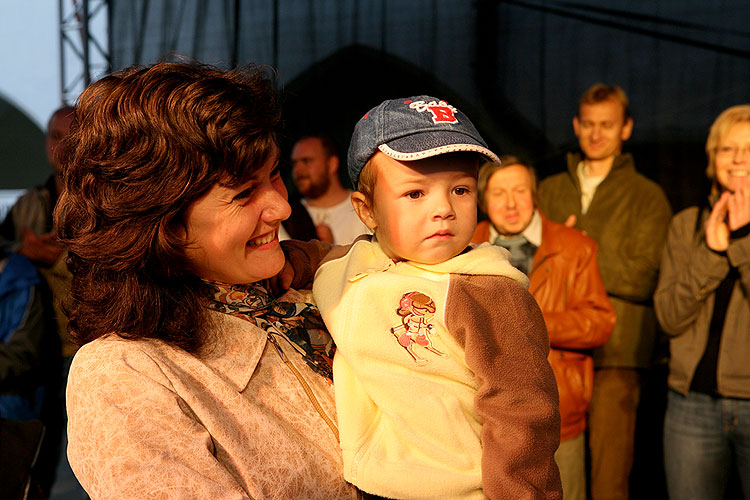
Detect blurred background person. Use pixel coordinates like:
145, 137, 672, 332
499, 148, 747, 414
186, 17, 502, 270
0, 104, 75, 359
654, 104, 750, 500
538, 84, 672, 500
0, 104, 85, 499
277, 196, 318, 242
1, 106, 71, 269
474, 157, 615, 500
291, 133, 369, 244
0, 248, 61, 497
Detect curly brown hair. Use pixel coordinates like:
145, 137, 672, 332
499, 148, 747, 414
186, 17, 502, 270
55, 61, 282, 353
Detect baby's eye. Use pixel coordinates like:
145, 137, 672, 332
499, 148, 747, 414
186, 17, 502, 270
405, 191, 423, 200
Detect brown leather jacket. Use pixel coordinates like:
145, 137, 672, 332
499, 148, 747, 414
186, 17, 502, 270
473, 212, 615, 441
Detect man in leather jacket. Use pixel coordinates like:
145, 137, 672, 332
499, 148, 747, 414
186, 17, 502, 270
473, 157, 615, 500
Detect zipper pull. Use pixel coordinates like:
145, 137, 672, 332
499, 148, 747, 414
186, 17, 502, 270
267, 334, 288, 362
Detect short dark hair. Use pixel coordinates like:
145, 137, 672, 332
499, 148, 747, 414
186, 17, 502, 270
295, 133, 341, 160
56, 61, 281, 353
578, 83, 631, 121
47, 105, 76, 130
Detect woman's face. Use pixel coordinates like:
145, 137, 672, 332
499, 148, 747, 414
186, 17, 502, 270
715, 121, 750, 192
182, 146, 291, 284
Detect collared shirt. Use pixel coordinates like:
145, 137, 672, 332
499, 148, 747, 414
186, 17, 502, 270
489, 209, 543, 247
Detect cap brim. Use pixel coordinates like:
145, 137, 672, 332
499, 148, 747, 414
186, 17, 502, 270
380, 131, 499, 164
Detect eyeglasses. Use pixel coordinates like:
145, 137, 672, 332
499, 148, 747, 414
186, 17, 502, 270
716, 145, 750, 158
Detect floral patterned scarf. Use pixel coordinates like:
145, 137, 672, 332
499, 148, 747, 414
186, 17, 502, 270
204, 281, 334, 383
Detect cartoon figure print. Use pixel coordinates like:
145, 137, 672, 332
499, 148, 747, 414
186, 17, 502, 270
390, 291, 444, 364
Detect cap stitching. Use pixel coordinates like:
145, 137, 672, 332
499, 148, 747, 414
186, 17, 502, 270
378, 143, 499, 164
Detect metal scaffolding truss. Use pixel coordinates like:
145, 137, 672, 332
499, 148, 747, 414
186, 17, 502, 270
59, 0, 111, 105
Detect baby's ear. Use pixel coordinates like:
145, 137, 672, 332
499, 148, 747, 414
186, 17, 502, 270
351, 191, 378, 230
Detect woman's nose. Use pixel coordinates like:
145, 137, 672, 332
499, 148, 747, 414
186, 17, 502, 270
733, 146, 750, 163
263, 182, 291, 222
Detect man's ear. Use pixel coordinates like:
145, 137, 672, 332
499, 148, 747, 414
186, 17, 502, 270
351, 191, 378, 230
327, 155, 340, 178
621, 117, 634, 141
572, 116, 581, 137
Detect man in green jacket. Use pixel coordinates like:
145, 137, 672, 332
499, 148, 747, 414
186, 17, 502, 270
537, 83, 672, 500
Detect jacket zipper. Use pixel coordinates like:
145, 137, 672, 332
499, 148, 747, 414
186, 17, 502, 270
267, 333, 340, 442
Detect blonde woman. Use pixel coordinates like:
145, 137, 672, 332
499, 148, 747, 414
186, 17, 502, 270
654, 105, 750, 500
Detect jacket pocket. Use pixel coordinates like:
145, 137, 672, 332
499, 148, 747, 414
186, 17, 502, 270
551, 350, 593, 426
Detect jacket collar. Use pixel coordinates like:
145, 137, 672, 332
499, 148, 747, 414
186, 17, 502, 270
199, 311, 267, 392
487, 210, 543, 248
566, 151, 635, 182
345, 237, 528, 287
530, 212, 562, 274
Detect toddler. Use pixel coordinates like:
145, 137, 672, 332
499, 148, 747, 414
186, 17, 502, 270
312, 96, 561, 500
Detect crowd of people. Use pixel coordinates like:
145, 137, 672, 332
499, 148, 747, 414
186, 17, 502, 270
0, 60, 747, 500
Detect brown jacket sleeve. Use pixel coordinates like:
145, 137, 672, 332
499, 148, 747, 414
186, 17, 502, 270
282, 237, 373, 290
281, 239, 333, 289
446, 275, 562, 500
654, 207, 730, 336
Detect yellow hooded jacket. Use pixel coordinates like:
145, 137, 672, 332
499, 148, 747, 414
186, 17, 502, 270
313, 239, 562, 500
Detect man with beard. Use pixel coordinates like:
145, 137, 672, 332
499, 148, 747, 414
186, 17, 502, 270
291, 134, 369, 244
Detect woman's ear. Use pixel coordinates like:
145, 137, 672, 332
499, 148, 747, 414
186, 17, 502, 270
171, 215, 188, 242
351, 191, 378, 231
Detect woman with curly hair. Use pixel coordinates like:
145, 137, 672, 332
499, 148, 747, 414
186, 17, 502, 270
56, 61, 356, 499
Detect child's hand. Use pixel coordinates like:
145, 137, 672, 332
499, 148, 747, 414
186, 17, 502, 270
268, 260, 295, 295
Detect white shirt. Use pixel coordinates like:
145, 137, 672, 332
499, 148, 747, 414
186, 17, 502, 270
301, 193, 371, 245
576, 161, 606, 214
489, 209, 543, 247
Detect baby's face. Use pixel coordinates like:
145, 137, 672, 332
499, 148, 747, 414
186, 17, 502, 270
365, 152, 477, 264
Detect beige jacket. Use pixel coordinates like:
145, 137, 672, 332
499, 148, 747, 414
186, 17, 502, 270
66, 310, 357, 500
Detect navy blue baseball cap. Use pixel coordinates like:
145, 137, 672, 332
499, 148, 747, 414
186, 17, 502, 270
347, 96, 500, 187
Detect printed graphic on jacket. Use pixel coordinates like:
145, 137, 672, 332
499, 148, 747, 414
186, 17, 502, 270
390, 291, 444, 364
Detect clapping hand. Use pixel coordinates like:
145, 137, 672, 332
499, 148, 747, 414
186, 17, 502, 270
705, 183, 750, 252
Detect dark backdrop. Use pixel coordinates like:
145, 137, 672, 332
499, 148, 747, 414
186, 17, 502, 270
108, 0, 750, 212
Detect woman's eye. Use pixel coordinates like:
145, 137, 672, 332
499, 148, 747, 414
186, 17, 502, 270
233, 189, 252, 201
